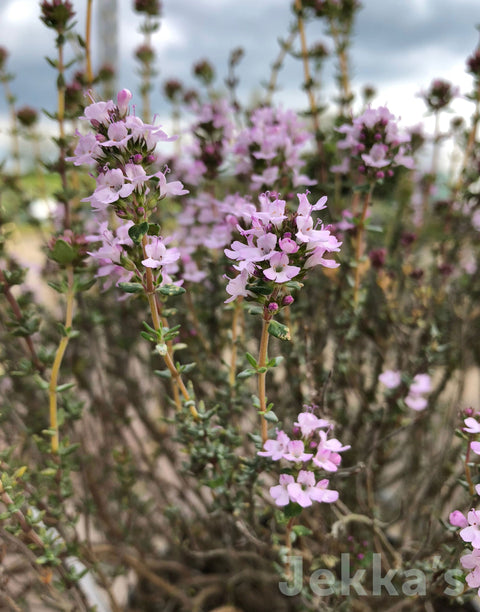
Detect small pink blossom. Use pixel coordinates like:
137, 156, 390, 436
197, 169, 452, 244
460, 509, 480, 549
282, 440, 314, 463
464, 417, 480, 434
270, 474, 295, 506
379, 370, 401, 389
449, 510, 468, 528
224, 268, 253, 303
287, 470, 338, 507
409, 374, 431, 395
461, 549, 480, 594
404, 394, 428, 411
294, 412, 330, 437
258, 430, 290, 461
142, 237, 180, 269
263, 252, 300, 284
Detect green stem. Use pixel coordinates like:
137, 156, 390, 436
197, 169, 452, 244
258, 318, 270, 445
48, 266, 75, 454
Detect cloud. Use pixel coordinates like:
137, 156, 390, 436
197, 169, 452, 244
0, 0, 478, 125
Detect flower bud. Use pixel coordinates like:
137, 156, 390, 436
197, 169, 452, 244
117, 88, 132, 116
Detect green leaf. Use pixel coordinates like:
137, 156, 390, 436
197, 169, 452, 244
128, 221, 149, 244
245, 352, 257, 368
247, 281, 273, 296
267, 356, 284, 368
283, 503, 303, 518
268, 320, 291, 341
56, 382, 75, 393
75, 277, 96, 292
263, 410, 278, 423
154, 369, 172, 379
50, 239, 76, 265
156, 284, 186, 297
285, 281, 303, 291
245, 304, 263, 316
48, 281, 66, 293
59, 443, 80, 456
148, 223, 161, 236
237, 368, 256, 379
118, 282, 144, 294
292, 525, 313, 537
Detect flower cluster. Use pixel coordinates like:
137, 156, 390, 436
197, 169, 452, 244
171, 192, 252, 284
68, 89, 187, 289
223, 191, 341, 304
378, 370, 432, 411
233, 106, 315, 192
420, 78, 459, 113
258, 407, 349, 508
179, 98, 235, 183
450, 494, 480, 595
67, 89, 187, 221
332, 105, 414, 180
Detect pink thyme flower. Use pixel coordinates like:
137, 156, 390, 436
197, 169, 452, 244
263, 252, 300, 283
294, 412, 330, 437
312, 430, 350, 472
287, 470, 339, 507
404, 373, 431, 411
449, 511, 468, 528
404, 395, 428, 411
464, 417, 480, 434
83, 99, 115, 126
66, 131, 102, 165
461, 549, 480, 595
282, 440, 314, 463
270, 473, 295, 506
224, 268, 253, 303
460, 509, 480, 549
141, 236, 180, 269
117, 88, 132, 116
100, 121, 133, 148
379, 370, 402, 389
409, 373, 431, 395
257, 430, 290, 461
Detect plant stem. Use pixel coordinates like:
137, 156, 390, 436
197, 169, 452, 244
265, 24, 298, 105
0, 269, 45, 374
56, 33, 70, 229
258, 318, 270, 445
141, 236, 197, 417
294, 0, 326, 183
85, 0, 94, 86
465, 441, 475, 497
229, 298, 242, 389
285, 517, 295, 581
352, 186, 374, 307
48, 266, 75, 454
328, 17, 353, 116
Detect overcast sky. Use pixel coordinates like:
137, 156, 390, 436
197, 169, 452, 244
0, 0, 479, 142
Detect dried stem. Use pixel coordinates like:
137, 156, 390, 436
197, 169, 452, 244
85, 0, 94, 86
141, 236, 197, 417
352, 185, 374, 307
264, 24, 298, 105
294, 0, 326, 182
0, 269, 45, 374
